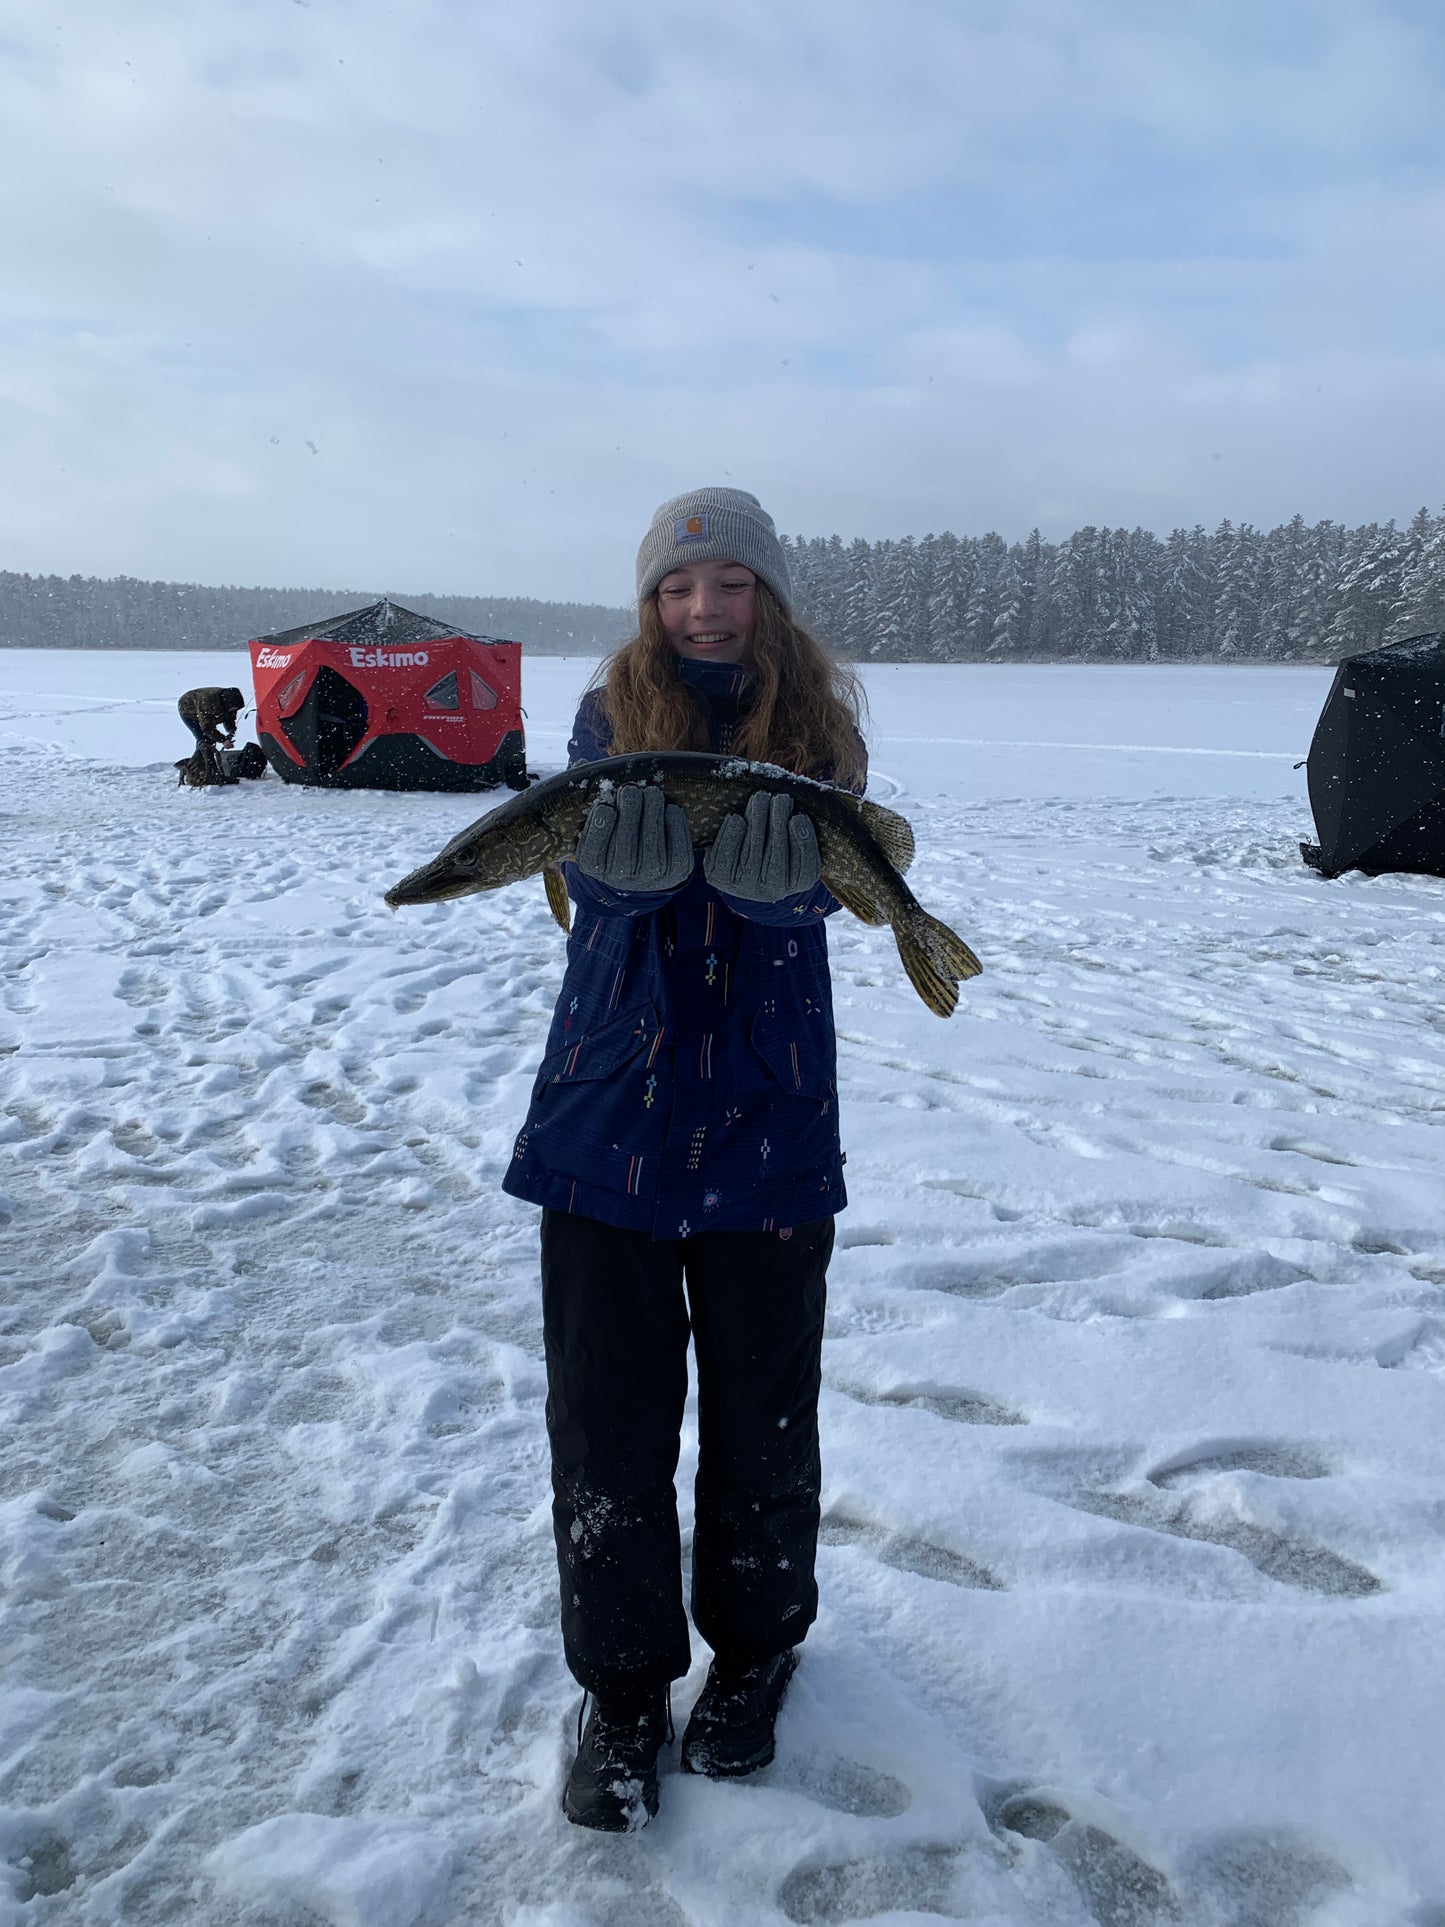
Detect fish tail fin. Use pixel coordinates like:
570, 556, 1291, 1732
895, 907, 982, 1018
543, 864, 572, 933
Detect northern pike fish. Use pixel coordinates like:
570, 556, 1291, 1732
384, 752, 982, 1016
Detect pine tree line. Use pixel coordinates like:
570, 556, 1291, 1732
0, 575, 635, 654
783, 509, 1445, 661
6, 507, 1445, 660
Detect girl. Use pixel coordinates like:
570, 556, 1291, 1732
503, 487, 866, 1831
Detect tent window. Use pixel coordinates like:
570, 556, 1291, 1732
424, 671, 460, 710
276, 671, 307, 714
470, 671, 499, 711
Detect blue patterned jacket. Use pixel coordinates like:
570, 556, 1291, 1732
502, 657, 862, 1237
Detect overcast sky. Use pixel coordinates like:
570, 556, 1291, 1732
3, 0, 1444, 604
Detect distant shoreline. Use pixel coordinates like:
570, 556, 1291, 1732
0, 642, 1338, 666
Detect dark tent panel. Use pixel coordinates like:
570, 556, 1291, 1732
282, 665, 369, 776
249, 598, 527, 793
1303, 631, 1445, 878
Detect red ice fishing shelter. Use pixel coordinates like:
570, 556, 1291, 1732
249, 598, 527, 792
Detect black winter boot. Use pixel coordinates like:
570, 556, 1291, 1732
562, 1690, 672, 1832
680, 1649, 797, 1779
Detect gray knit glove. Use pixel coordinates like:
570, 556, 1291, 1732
576, 783, 694, 893
704, 791, 821, 902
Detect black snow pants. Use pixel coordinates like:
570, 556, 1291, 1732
540, 1208, 832, 1700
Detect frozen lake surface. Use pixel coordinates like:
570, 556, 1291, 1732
3, 652, 1444, 1926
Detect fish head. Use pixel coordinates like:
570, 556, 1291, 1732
385, 819, 536, 906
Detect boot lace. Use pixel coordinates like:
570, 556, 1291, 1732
575, 1688, 674, 1751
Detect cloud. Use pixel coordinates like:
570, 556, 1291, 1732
2, 0, 1444, 600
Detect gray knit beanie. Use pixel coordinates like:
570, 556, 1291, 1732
636, 486, 792, 613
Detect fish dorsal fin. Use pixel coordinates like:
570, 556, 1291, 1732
858, 798, 915, 874
543, 865, 572, 933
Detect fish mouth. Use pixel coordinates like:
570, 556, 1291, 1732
384, 862, 479, 907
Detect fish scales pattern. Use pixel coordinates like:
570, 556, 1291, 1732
385, 742, 980, 1015
502, 662, 855, 1236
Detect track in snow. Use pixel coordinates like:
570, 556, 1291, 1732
2, 659, 1445, 1926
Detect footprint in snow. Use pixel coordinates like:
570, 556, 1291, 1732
1351, 1230, 1412, 1257
1015, 1443, 1380, 1597
595, 1892, 696, 1927
1147, 1441, 1331, 1488
8, 1831, 77, 1903
116, 967, 170, 1008
1378, 1317, 1445, 1372
889, 1257, 1013, 1299
1195, 1252, 1312, 1300
835, 1224, 895, 1250
988, 1788, 1184, 1925
754, 1752, 912, 1818
298, 1081, 368, 1126
1180, 1825, 1353, 1927
1267, 1134, 1357, 1166
862, 1236, 1133, 1302
1069, 1489, 1380, 1599
831, 1381, 1028, 1426
785, 1794, 1185, 1927
779, 1844, 962, 1925
819, 1510, 1004, 1591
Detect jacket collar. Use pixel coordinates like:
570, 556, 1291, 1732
674, 654, 755, 702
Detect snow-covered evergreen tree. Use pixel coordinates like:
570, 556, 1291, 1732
1050, 527, 1107, 656
1323, 522, 1404, 658
964, 533, 1008, 655
840, 538, 877, 657
1157, 526, 1211, 658
989, 547, 1028, 659
872, 536, 929, 662
1391, 507, 1445, 640
1212, 520, 1263, 660
925, 532, 972, 660
1110, 528, 1162, 660
1258, 515, 1305, 659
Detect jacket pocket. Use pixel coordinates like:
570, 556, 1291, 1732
747, 1012, 843, 1188
749, 1011, 837, 1103
528, 1002, 668, 1192
536, 1001, 661, 1091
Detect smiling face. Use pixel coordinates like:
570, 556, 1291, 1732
654, 558, 758, 665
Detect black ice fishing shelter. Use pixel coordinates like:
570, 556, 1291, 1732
1302, 632, 1445, 878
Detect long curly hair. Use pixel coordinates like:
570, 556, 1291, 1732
594, 583, 866, 784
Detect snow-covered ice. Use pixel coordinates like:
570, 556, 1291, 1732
2, 651, 1444, 1926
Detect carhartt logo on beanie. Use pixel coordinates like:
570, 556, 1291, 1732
636, 487, 792, 613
